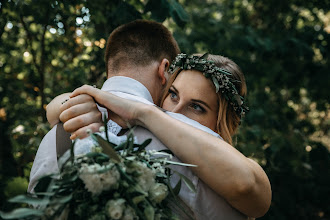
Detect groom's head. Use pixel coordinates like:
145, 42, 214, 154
104, 20, 180, 104
105, 20, 180, 76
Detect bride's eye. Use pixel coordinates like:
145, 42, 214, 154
168, 89, 178, 101
190, 103, 206, 113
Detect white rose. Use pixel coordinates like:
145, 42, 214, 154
79, 164, 104, 195
149, 183, 168, 204
79, 163, 120, 196
122, 205, 136, 220
128, 161, 155, 192
100, 165, 120, 191
106, 199, 126, 219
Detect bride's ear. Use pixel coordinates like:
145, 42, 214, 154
158, 58, 170, 86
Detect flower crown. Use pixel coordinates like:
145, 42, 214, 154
168, 53, 249, 118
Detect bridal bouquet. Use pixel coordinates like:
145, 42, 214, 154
1, 128, 196, 220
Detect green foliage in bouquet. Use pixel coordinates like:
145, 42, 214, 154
0, 128, 196, 220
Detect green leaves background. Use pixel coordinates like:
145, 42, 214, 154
0, 0, 329, 219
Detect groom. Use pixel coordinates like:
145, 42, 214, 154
28, 19, 179, 191
29, 20, 247, 219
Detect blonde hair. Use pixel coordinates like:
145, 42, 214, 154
161, 54, 246, 145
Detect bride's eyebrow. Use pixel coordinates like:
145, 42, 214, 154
191, 99, 211, 109
170, 85, 179, 93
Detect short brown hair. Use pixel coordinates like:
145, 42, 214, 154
105, 20, 180, 75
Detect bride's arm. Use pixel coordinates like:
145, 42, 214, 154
67, 85, 271, 218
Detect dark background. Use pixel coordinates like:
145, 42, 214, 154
0, 0, 329, 219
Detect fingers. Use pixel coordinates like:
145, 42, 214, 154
60, 94, 95, 114
70, 85, 97, 98
70, 122, 104, 140
62, 110, 102, 134
60, 102, 98, 123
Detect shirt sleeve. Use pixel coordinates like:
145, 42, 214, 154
28, 125, 59, 193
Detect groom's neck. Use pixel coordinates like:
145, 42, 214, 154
107, 63, 162, 105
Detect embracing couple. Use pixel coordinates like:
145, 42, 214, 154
29, 20, 271, 219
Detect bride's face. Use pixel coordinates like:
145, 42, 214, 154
162, 70, 219, 131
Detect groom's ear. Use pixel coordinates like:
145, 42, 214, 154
158, 58, 170, 86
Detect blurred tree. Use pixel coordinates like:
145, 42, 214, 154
0, 0, 329, 219
168, 0, 329, 219
0, 0, 188, 211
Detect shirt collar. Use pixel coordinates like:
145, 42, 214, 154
101, 76, 154, 104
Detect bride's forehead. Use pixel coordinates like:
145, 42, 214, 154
174, 70, 214, 88
173, 70, 218, 103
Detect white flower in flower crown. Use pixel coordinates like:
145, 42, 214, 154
106, 198, 126, 219
149, 183, 168, 204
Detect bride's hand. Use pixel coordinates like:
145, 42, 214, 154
70, 85, 147, 128
59, 94, 103, 139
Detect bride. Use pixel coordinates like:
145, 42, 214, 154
61, 53, 271, 219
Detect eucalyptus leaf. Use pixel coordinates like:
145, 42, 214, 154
49, 194, 73, 205
34, 192, 56, 196
8, 194, 49, 206
174, 171, 197, 193
165, 160, 198, 167
138, 138, 152, 151
34, 175, 53, 193
93, 134, 121, 162
159, 149, 174, 155
173, 179, 182, 196
0, 208, 43, 219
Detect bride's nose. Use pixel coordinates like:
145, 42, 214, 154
171, 103, 185, 114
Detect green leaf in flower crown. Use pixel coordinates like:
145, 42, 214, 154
92, 134, 121, 163
212, 75, 220, 93
8, 194, 49, 206
0, 208, 43, 219
174, 171, 197, 193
